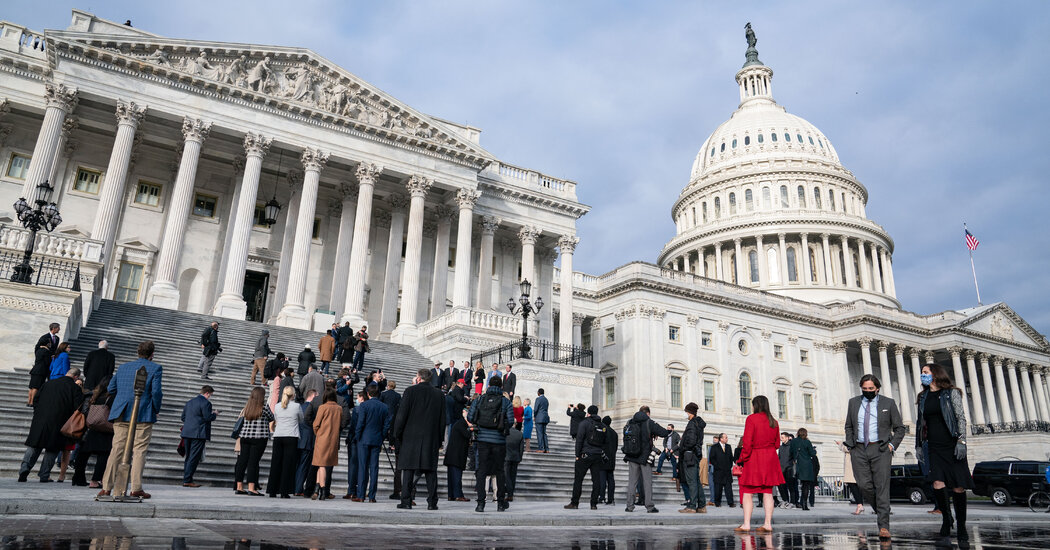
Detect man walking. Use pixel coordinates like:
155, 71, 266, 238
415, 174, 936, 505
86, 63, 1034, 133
779, 432, 797, 507
180, 385, 216, 487
393, 368, 446, 510
710, 432, 735, 507
565, 405, 607, 510
353, 384, 391, 502
622, 405, 669, 513
468, 376, 514, 512
678, 402, 707, 513
198, 322, 220, 381
250, 328, 271, 386
19, 367, 84, 482
655, 423, 680, 477
352, 325, 369, 372
319, 330, 336, 376
533, 388, 550, 452
100, 340, 163, 499
82, 340, 115, 391
502, 365, 516, 399
505, 422, 525, 501
844, 374, 906, 541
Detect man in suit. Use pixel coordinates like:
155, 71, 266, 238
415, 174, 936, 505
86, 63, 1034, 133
180, 385, 216, 487
709, 432, 735, 507
430, 362, 444, 389
655, 424, 680, 477
249, 328, 270, 386
19, 366, 83, 482
27, 322, 61, 406
502, 365, 517, 398
462, 361, 474, 396
393, 368, 447, 510
198, 322, 221, 381
844, 374, 906, 541
378, 380, 403, 500
300, 364, 325, 404
448, 360, 461, 390
82, 340, 116, 392
353, 384, 391, 502
100, 340, 164, 500
533, 388, 550, 452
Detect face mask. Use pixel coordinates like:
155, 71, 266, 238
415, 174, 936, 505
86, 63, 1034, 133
862, 390, 878, 401
920, 373, 933, 386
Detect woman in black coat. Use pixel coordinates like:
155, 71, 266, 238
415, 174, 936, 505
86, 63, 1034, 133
566, 404, 586, 439
444, 415, 470, 501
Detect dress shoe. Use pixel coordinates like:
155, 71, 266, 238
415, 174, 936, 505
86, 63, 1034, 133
389, 493, 401, 500
679, 508, 697, 514
39, 478, 53, 483
497, 501, 509, 512
653, 471, 662, 475
235, 490, 249, 495
428, 504, 438, 510
506, 496, 513, 502
564, 503, 578, 509
647, 507, 659, 513
351, 497, 364, 502
129, 490, 151, 499
455, 497, 470, 502
397, 503, 412, 509
879, 528, 892, 540
17, 474, 27, 483
475, 501, 485, 512
183, 482, 201, 488
344, 494, 355, 500
624, 506, 634, 512
368, 498, 376, 503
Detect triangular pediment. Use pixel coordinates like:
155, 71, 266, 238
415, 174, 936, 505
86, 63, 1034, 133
57, 225, 91, 238
116, 237, 157, 252
957, 303, 1048, 349
44, 30, 493, 169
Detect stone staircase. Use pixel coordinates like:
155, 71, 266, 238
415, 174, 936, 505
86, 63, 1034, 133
0, 300, 694, 504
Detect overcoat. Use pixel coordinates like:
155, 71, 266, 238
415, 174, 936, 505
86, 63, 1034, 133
25, 375, 84, 451
392, 382, 446, 471
312, 401, 344, 467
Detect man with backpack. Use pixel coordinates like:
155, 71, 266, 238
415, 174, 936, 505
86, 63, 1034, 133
250, 328, 271, 386
622, 405, 670, 513
467, 376, 514, 512
678, 402, 708, 513
565, 405, 607, 510
197, 322, 221, 381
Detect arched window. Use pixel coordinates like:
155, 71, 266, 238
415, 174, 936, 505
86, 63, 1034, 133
720, 142, 725, 152
767, 246, 781, 284
730, 253, 738, 284
729, 192, 737, 215
732, 139, 737, 149
818, 139, 824, 149
808, 136, 814, 145
710, 147, 715, 157
748, 250, 759, 283
813, 187, 822, 209
758, 134, 764, 143
745, 189, 754, 211
780, 185, 789, 208
809, 247, 820, 283
702, 202, 708, 223
828, 190, 836, 211
739, 372, 752, 415
744, 135, 751, 146
841, 192, 847, 212
797, 134, 804, 143
784, 133, 791, 142
714, 197, 721, 218
797, 185, 807, 208
762, 187, 771, 210
787, 247, 799, 282
771, 133, 778, 142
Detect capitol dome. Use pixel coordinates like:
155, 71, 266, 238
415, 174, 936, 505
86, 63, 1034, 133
658, 32, 899, 308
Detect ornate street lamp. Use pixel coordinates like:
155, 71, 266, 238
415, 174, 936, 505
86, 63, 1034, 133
261, 149, 284, 226
11, 179, 62, 283
506, 278, 543, 359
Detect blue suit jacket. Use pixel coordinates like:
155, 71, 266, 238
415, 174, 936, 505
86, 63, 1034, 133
354, 397, 391, 447
180, 394, 215, 440
533, 395, 550, 424
108, 358, 163, 423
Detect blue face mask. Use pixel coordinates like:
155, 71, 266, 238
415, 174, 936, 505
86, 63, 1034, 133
920, 373, 933, 386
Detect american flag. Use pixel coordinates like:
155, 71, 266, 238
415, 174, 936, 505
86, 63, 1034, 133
965, 228, 979, 251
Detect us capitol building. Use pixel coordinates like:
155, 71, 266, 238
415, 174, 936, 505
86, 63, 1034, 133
1, 11, 1047, 467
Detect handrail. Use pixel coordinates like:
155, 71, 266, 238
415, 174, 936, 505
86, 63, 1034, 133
471, 337, 593, 369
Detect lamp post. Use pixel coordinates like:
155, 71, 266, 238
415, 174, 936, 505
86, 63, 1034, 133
10, 179, 62, 283
506, 278, 543, 359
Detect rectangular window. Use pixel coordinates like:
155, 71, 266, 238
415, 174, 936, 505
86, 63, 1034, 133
114, 262, 144, 303
800, 349, 810, 365
6, 153, 31, 179
134, 181, 162, 207
312, 217, 322, 240
581, 331, 591, 350
803, 393, 815, 422
777, 389, 788, 418
668, 325, 680, 342
604, 327, 615, 345
604, 377, 616, 409
670, 376, 683, 408
73, 167, 102, 194
448, 247, 456, 268
192, 193, 217, 218
701, 331, 712, 347
703, 380, 715, 411
773, 344, 784, 360
252, 202, 267, 227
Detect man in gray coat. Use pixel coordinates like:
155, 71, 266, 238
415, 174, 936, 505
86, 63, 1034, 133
299, 364, 325, 404
844, 374, 906, 541
250, 329, 272, 386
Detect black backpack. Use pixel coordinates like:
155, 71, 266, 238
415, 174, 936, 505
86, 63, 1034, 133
476, 393, 505, 431
263, 360, 276, 380
199, 328, 211, 346
586, 418, 608, 447
621, 419, 645, 458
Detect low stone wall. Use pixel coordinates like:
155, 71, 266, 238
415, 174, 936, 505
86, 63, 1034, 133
0, 280, 82, 371
508, 358, 596, 425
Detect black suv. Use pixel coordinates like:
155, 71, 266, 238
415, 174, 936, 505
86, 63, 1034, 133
889, 463, 934, 504
972, 460, 1050, 506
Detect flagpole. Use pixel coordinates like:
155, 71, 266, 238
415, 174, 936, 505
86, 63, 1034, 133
965, 223, 982, 306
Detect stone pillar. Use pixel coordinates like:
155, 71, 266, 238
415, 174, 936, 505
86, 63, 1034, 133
451, 189, 480, 309
572, 313, 584, 348
475, 215, 500, 310
993, 357, 1014, 423
429, 205, 455, 318
800, 233, 812, 285
519, 226, 541, 288
733, 238, 744, 284
893, 345, 913, 423
714, 242, 724, 281
379, 193, 409, 334
1006, 359, 1026, 422
910, 350, 923, 403
777, 233, 789, 284
22, 83, 77, 198
949, 347, 971, 423
683, 253, 691, 274
882, 250, 897, 297
558, 235, 579, 347
328, 181, 358, 316
821, 233, 835, 285
979, 354, 1000, 424
276, 148, 329, 328
90, 100, 146, 275
877, 341, 893, 399
1019, 363, 1038, 422
391, 175, 433, 342
857, 239, 871, 290
965, 352, 986, 425
755, 235, 767, 287
841, 235, 855, 288
870, 243, 884, 293
1032, 366, 1050, 422
208, 133, 271, 317
341, 163, 383, 326
145, 118, 213, 308
858, 337, 873, 376
270, 172, 302, 320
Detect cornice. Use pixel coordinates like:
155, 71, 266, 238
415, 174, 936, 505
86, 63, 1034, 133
478, 179, 589, 219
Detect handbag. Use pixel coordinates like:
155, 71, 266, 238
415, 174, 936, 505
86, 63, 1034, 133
61, 410, 87, 439
731, 464, 744, 477
86, 404, 113, 434
231, 416, 245, 439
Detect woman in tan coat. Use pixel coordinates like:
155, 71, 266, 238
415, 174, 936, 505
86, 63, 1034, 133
835, 440, 863, 515
311, 388, 343, 500
318, 333, 336, 374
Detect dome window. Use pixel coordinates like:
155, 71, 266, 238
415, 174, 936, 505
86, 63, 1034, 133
771, 133, 777, 142
744, 136, 750, 146
745, 189, 754, 211
732, 139, 737, 149
813, 187, 823, 209
779, 185, 789, 208
710, 147, 715, 157
818, 139, 824, 149
808, 136, 815, 145
784, 133, 790, 142
728, 192, 737, 214
720, 142, 725, 152
714, 197, 721, 218
757, 134, 764, 143
749, 250, 759, 283
797, 134, 804, 143
797, 185, 807, 208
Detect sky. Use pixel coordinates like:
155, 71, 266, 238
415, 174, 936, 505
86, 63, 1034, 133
9, 2, 1050, 333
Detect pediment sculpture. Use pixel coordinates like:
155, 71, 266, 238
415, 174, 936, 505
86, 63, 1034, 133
989, 312, 1015, 341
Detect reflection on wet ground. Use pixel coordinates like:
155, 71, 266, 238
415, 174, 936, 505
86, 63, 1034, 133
1, 519, 1048, 549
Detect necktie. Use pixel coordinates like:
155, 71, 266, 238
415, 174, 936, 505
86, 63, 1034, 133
862, 400, 872, 444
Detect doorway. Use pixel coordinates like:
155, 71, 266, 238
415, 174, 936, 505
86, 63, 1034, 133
243, 271, 269, 322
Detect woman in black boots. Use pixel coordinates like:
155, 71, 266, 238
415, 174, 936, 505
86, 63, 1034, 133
916, 363, 974, 548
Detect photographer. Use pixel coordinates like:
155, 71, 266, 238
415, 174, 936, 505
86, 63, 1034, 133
564, 405, 606, 510
467, 376, 514, 512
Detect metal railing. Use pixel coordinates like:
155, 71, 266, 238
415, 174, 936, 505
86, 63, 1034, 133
971, 420, 1050, 436
471, 337, 593, 369
816, 475, 849, 501
0, 250, 81, 290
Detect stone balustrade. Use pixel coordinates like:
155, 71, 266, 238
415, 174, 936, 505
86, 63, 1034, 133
0, 225, 104, 264
486, 160, 577, 199
420, 307, 522, 339
0, 22, 47, 59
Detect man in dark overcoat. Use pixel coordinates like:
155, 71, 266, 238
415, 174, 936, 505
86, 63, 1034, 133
83, 340, 116, 391
19, 367, 84, 482
392, 368, 446, 510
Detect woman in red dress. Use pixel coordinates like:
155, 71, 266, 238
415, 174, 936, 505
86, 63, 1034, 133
735, 395, 786, 533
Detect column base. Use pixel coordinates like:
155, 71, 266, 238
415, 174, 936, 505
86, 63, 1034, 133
276, 304, 312, 329
144, 282, 181, 310
390, 323, 420, 345
211, 293, 248, 320
340, 312, 366, 328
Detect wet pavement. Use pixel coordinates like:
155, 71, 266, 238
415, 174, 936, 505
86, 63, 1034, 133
0, 518, 1048, 549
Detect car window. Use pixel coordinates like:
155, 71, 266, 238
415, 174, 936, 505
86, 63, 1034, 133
890, 466, 903, 476
1013, 463, 1040, 475
906, 464, 923, 476
972, 463, 1005, 475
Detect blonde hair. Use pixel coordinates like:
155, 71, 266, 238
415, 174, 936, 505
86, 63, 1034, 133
512, 396, 522, 408
280, 385, 296, 409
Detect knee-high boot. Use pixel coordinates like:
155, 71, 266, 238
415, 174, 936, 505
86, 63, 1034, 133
934, 488, 952, 537
952, 491, 968, 543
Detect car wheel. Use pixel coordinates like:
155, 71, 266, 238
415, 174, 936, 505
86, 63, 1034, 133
909, 488, 926, 505
990, 487, 1011, 506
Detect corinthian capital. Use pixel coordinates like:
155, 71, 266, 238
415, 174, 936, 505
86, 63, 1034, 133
61, 116, 79, 138
44, 83, 78, 112
480, 215, 501, 235
183, 117, 213, 144
518, 225, 541, 245
242, 132, 271, 155
300, 147, 329, 172
355, 162, 383, 185
455, 188, 481, 209
286, 168, 304, 187
558, 235, 580, 255
339, 181, 359, 202
434, 205, 456, 222
406, 175, 433, 198
115, 99, 147, 127
387, 193, 410, 211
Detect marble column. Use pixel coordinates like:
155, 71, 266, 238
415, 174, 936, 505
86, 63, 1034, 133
821, 233, 834, 285
391, 175, 433, 342
877, 341, 893, 399
276, 148, 329, 328
755, 235, 767, 287
733, 238, 744, 284
979, 354, 1000, 424
341, 162, 383, 326
22, 83, 77, 198
328, 181, 358, 316
475, 215, 500, 310
270, 172, 302, 320
949, 347, 971, 423
48, 117, 79, 205
145, 118, 213, 308
209, 133, 272, 317
800, 233, 812, 285
870, 243, 884, 293
1019, 363, 1038, 423
572, 313, 584, 348
379, 193, 409, 334
910, 350, 923, 402
1032, 366, 1050, 422
965, 351, 986, 425
429, 205, 455, 318
91, 100, 146, 276
882, 250, 897, 297
714, 242, 724, 281
683, 253, 691, 274
893, 345, 913, 423
519, 226, 541, 288
451, 189, 480, 309
558, 235, 579, 347
1006, 359, 1026, 422
841, 236, 855, 288
858, 337, 873, 376
993, 357, 1014, 423
857, 239, 871, 290
777, 233, 789, 284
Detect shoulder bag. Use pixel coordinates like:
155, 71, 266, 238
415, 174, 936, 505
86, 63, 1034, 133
61, 410, 87, 439
86, 403, 114, 434
231, 415, 245, 439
